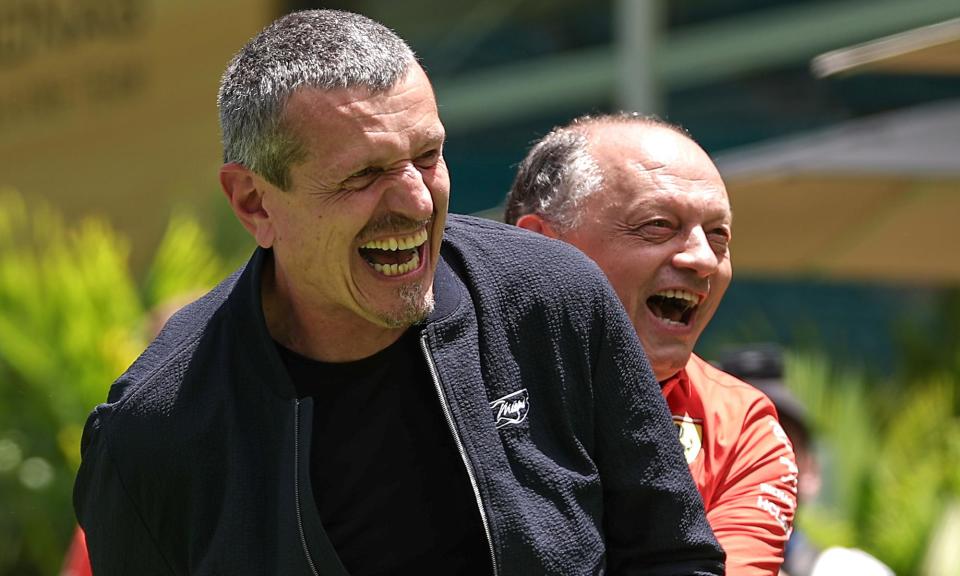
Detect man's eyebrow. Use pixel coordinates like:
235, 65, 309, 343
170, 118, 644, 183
624, 196, 661, 213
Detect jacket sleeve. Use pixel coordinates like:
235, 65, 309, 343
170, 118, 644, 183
706, 399, 797, 576
591, 293, 725, 576
74, 408, 174, 576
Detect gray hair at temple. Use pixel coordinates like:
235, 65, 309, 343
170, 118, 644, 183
217, 9, 417, 190
504, 112, 689, 232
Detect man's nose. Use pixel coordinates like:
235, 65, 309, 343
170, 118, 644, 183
383, 163, 434, 219
672, 226, 719, 277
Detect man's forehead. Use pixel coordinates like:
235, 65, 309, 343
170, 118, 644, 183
283, 74, 443, 145
282, 65, 432, 113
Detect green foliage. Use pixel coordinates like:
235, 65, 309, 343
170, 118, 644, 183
868, 379, 957, 571
896, 289, 960, 384
785, 350, 960, 576
0, 190, 229, 575
143, 210, 230, 310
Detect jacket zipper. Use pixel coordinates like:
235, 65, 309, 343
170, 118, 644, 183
419, 332, 499, 576
294, 399, 320, 576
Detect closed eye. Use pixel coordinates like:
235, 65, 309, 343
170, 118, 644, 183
341, 167, 382, 191
612, 218, 678, 244
708, 226, 731, 252
634, 219, 677, 242
349, 166, 378, 179
415, 149, 441, 168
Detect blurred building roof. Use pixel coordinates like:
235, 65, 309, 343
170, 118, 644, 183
715, 98, 960, 284
812, 18, 960, 77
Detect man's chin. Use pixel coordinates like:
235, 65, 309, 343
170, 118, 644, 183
374, 284, 435, 329
648, 347, 695, 382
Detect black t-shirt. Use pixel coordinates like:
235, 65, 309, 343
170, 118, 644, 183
277, 329, 491, 576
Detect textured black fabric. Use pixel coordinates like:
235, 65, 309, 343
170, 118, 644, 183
278, 329, 490, 576
74, 214, 724, 576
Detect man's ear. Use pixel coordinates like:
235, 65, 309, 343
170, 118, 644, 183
514, 213, 561, 239
220, 163, 275, 248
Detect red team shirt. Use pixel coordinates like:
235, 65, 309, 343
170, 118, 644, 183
64, 353, 797, 576
663, 354, 797, 576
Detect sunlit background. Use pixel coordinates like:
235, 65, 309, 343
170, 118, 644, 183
1, 1, 958, 574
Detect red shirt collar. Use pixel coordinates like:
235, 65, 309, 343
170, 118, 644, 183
660, 366, 692, 398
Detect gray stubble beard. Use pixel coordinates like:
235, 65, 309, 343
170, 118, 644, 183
379, 282, 435, 329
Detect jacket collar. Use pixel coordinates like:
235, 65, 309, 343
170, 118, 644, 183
426, 255, 462, 324
227, 246, 298, 399
230, 246, 464, 399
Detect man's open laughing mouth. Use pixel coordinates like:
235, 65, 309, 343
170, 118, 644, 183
646, 289, 701, 327
358, 228, 428, 277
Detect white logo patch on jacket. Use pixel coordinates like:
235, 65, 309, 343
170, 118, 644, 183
491, 389, 529, 428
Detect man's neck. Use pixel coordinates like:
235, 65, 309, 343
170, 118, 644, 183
260, 261, 408, 363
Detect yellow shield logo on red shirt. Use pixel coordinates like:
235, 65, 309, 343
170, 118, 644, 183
673, 415, 703, 464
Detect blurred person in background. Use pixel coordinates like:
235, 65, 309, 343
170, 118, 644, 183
505, 113, 797, 575
717, 345, 895, 576
71, 10, 724, 575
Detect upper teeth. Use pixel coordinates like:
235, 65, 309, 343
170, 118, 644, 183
655, 289, 698, 304
359, 229, 428, 251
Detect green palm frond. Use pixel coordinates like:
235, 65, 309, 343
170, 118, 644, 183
0, 189, 230, 575
784, 349, 960, 575
143, 209, 227, 310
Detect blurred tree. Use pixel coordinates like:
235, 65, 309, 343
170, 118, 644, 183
0, 190, 229, 575
785, 350, 960, 576
897, 288, 960, 386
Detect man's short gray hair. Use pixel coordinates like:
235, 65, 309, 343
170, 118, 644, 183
504, 112, 688, 232
217, 9, 417, 190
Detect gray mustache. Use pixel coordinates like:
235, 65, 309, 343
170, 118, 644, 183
360, 214, 429, 239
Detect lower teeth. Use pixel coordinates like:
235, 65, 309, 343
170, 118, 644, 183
372, 251, 420, 276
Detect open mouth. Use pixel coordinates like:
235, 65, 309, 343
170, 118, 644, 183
358, 229, 428, 277
646, 289, 700, 327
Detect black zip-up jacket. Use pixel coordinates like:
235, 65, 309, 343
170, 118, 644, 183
75, 215, 724, 575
